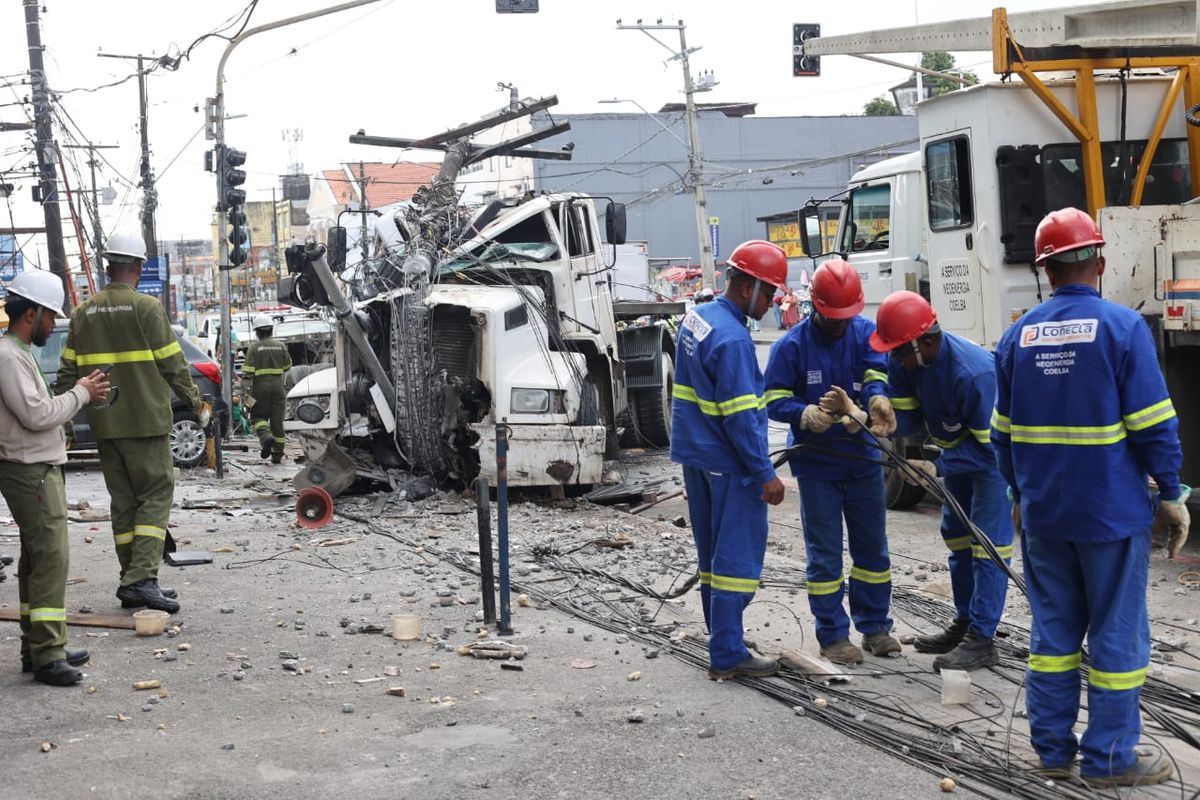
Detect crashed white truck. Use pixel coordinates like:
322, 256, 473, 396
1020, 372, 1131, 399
281, 191, 680, 498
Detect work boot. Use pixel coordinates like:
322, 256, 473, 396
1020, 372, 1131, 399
708, 653, 780, 680
1083, 752, 1173, 787
33, 660, 83, 687
271, 455, 282, 465
260, 437, 273, 459
1035, 759, 1077, 780
933, 631, 1000, 672
116, 579, 180, 614
863, 631, 902, 657
913, 618, 970, 654
117, 583, 178, 608
22, 647, 89, 673
820, 639, 864, 665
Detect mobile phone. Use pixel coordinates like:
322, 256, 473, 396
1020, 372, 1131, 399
97, 363, 115, 375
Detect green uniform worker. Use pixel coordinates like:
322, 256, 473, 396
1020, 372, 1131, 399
55, 231, 211, 614
0, 271, 110, 685
242, 314, 292, 464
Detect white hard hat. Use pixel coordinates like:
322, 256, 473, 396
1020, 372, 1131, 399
104, 229, 147, 261
252, 314, 274, 330
5, 269, 66, 318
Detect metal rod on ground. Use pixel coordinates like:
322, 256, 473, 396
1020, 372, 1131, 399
496, 424, 512, 633
475, 476, 496, 625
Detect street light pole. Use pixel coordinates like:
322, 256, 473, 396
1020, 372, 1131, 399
210, 0, 383, 417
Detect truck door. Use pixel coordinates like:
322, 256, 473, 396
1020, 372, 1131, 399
924, 134, 983, 344
838, 181, 893, 319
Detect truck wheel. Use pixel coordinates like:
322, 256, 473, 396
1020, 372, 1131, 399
170, 410, 209, 469
632, 353, 673, 447
884, 462, 927, 509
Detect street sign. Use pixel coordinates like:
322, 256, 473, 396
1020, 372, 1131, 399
708, 216, 720, 259
137, 279, 163, 295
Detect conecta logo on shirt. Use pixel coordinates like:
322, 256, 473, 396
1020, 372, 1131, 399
1019, 318, 1098, 348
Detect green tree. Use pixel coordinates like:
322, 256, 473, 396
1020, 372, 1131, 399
863, 96, 899, 116
921, 51, 978, 97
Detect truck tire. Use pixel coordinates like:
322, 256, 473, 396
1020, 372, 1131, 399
631, 353, 673, 447
884, 462, 927, 509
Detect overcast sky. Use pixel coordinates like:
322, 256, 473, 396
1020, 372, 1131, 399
0, 0, 1100, 259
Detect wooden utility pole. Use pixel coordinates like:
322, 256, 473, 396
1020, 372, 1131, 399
23, 0, 70, 306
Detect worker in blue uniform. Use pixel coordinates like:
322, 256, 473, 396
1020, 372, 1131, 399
670, 240, 788, 680
871, 290, 1012, 671
764, 259, 900, 665
993, 208, 1184, 787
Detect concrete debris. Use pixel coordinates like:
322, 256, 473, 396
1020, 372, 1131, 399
778, 650, 852, 684
132, 679, 161, 691
40, 741, 54, 752
342, 704, 354, 714
939, 778, 956, 792
570, 659, 596, 669
354, 677, 385, 685
386, 687, 406, 697
626, 709, 645, 723
698, 724, 716, 739
516, 593, 532, 607
462, 641, 527, 660
500, 662, 524, 671
279, 651, 298, 660
281, 660, 300, 672
627, 671, 641, 681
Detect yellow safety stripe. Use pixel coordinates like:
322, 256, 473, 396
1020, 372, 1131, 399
272, 436, 287, 443
113, 531, 133, 546
61, 347, 76, 362
863, 369, 888, 384
717, 394, 764, 415
673, 384, 763, 417
134, 525, 166, 541
1029, 652, 1082, 673
971, 544, 1015, 561
891, 396, 921, 411
253, 420, 270, 430
152, 340, 182, 360
764, 389, 794, 404
1088, 666, 1148, 691
991, 409, 1011, 434
807, 575, 844, 596
943, 535, 972, 551
849, 565, 892, 584
78, 343, 177, 367
931, 432, 966, 449
971, 428, 991, 445
698, 570, 712, 585
28, 607, 66, 623
242, 366, 256, 375
710, 574, 760, 593
253, 367, 286, 376
1010, 421, 1126, 446
1124, 399, 1177, 432
19, 602, 29, 614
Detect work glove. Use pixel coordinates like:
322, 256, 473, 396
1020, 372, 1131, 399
819, 385, 869, 432
197, 402, 213, 431
1158, 485, 1193, 559
901, 459, 938, 486
800, 403, 835, 434
868, 395, 897, 437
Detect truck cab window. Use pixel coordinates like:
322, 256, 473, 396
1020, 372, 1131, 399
926, 137, 974, 231
1043, 139, 1191, 210
839, 184, 891, 253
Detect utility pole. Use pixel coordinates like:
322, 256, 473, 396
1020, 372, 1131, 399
63, 142, 118, 289
617, 18, 716, 288
98, 52, 164, 312
271, 186, 280, 291
358, 161, 369, 266
23, 0, 70, 306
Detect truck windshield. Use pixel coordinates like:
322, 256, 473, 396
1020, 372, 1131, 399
840, 184, 891, 253
440, 241, 559, 274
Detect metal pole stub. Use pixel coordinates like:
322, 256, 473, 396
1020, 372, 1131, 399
495, 424, 513, 633
475, 476, 497, 625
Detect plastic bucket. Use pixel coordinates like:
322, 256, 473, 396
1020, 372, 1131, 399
133, 609, 170, 637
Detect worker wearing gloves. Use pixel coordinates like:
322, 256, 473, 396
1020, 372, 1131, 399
871, 291, 1012, 671
242, 314, 292, 464
0, 271, 109, 685
764, 259, 900, 665
993, 208, 1183, 786
670, 240, 787, 680
55, 231, 210, 615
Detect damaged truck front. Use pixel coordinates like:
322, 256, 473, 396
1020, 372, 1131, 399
283, 191, 679, 498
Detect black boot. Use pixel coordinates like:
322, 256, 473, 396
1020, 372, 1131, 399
23, 647, 89, 673
913, 618, 969, 654
116, 579, 180, 614
933, 631, 1000, 672
117, 583, 178, 608
34, 660, 82, 686
260, 438, 272, 459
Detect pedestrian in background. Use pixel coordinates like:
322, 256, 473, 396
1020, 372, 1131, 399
242, 314, 292, 464
0, 271, 108, 685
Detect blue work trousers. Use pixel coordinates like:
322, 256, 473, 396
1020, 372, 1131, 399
941, 469, 1013, 637
683, 466, 769, 671
1023, 530, 1151, 777
798, 471, 893, 647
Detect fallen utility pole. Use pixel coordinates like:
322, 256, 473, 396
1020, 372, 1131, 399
23, 0, 69, 308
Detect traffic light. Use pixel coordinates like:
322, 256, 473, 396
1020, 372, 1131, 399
227, 206, 248, 266
217, 146, 247, 211
793, 23, 820, 77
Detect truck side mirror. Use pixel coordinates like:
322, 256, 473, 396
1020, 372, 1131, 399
328, 227, 348, 272
605, 202, 627, 245
798, 205, 820, 256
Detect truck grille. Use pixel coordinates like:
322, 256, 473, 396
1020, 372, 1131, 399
432, 306, 474, 382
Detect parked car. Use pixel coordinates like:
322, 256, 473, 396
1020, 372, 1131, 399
34, 321, 224, 468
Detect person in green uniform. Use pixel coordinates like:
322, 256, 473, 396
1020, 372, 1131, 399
0, 271, 109, 685
242, 314, 291, 464
55, 231, 211, 614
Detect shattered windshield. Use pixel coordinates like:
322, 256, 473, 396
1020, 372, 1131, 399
440, 241, 559, 274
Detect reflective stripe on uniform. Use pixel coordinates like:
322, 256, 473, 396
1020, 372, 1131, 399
891, 396, 920, 411
253, 367, 286, 376
1010, 421, 1126, 445
971, 543, 1014, 561
970, 428, 990, 445
698, 571, 712, 585
864, 369, 888, 384
272, 436, 286, 444
849, 565, 891, 584
77, 340, 182, 366
19, 602, 29, 616
943, 535, 972, 551
113, 531, 134, 546
931, 432, 966, 449
133, 524, 166, 541
991, 409, 1011, 434
710, 573, 759, 593
764, 389, 794, 404
62, 347, 76, 362
1088, 665, 1148, 691
673, 384, 763, 417
253, 420, 270, 431
28, 607, 66, 623
807, 575, 843, 595
1124, 399, 1176, 432
1029, 651, 1082, 672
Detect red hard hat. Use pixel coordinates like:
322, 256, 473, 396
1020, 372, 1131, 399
727, 240, 788, 291
1033, 207, 1105, 265
870, 290, 937, 352
810, 259, 864, 319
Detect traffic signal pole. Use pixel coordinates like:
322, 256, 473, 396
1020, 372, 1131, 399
209, 0, 382, 417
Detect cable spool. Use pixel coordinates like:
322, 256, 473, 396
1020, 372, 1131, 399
295, 486, 334, 529
1187, 102, 1200, 127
